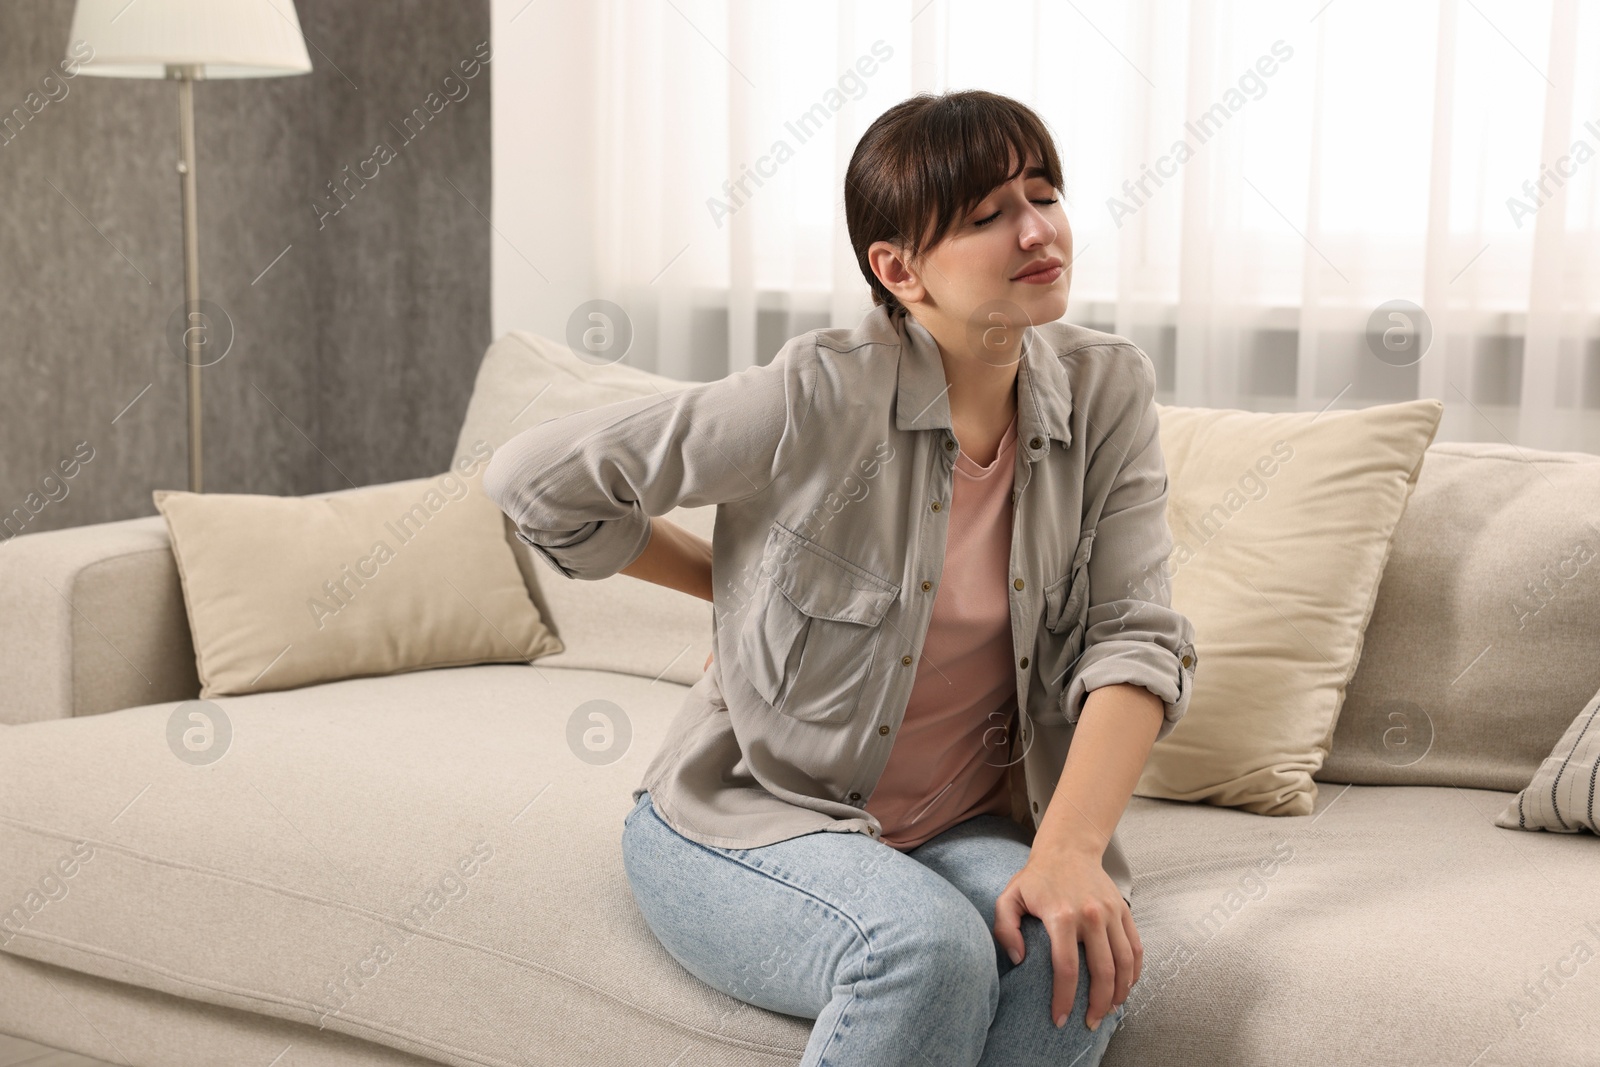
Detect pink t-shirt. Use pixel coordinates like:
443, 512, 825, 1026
867, 407, 1020, 850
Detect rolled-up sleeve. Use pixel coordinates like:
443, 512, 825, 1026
1061, 348, 1198, 743
481, 349, 813, 582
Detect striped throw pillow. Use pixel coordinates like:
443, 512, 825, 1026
1494, 685, 1600, 835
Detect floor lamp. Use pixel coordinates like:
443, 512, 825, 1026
66, 0, 313, 492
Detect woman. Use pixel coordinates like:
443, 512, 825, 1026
484, 89, 1198, 1067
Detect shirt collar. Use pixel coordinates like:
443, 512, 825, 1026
871, 304, 1074, 457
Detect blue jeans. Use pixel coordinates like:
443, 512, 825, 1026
621, 790, 1128, 1067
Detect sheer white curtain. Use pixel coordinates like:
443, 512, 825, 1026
584, 0, 1600, 450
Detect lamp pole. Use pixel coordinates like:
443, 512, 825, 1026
170, 62, 204, 492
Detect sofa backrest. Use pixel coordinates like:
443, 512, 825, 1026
1321, 441, 1600, 790
450, 330, 1600, 790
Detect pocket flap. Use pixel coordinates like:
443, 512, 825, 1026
1045, 529, 1096, 632
768, 524, 899, 626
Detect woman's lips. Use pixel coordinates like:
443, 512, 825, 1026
1013, 264, 1063, 284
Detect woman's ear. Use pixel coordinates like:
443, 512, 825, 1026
869, 239, 924, 308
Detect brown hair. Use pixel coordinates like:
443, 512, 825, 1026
844, 90, 1065, 316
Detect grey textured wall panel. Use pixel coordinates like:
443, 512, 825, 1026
0, 0, 492, 538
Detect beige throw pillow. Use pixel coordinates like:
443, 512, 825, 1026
153, 452, 562, 698
1495, 685, 1600, 835
1140, 398, 1444, 815
452, 331, 714, 687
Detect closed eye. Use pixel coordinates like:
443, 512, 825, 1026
974, 198, 1060, 226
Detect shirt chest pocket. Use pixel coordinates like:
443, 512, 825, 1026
736, 523, 900, 724
1039, 529, 1095, 690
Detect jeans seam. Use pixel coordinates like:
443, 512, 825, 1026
811, 975, 862, 1067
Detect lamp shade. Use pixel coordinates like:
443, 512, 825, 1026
66, 0, 313, 78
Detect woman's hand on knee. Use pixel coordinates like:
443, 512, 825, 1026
992, 851, 1142, 1033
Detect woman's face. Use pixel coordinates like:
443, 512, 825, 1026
876, 151, 1072, 342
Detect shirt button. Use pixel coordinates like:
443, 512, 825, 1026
878, 724, 890, 736
1019, 656, 1029, 669
944, 439, 955, 451
1013, 578, 1024, 591
921, 580, 932, 591
1031, 800, 1039, 813
1182, 654, 1194, 668
901, 655, 913, 666
931, 500, 942, 512
849, 791, 861, 802
1030, 436, 1043, 449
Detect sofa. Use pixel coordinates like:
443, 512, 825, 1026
2, 331, 1597, 1067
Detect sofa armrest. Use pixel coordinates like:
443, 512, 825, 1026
0, 478, 444, 726
0, 515, 199, 725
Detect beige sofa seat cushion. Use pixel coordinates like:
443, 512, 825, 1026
1103, 783, 1599, 1065
153, 458, 560, 698
1323, 441, 1600, 791
0, 665, 812, 1067
452, 331, 715, 686
2, 665, 1593, 1066
1143, 399, 1443, 815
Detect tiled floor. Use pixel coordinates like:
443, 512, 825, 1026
0, 1035, 117, 1067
